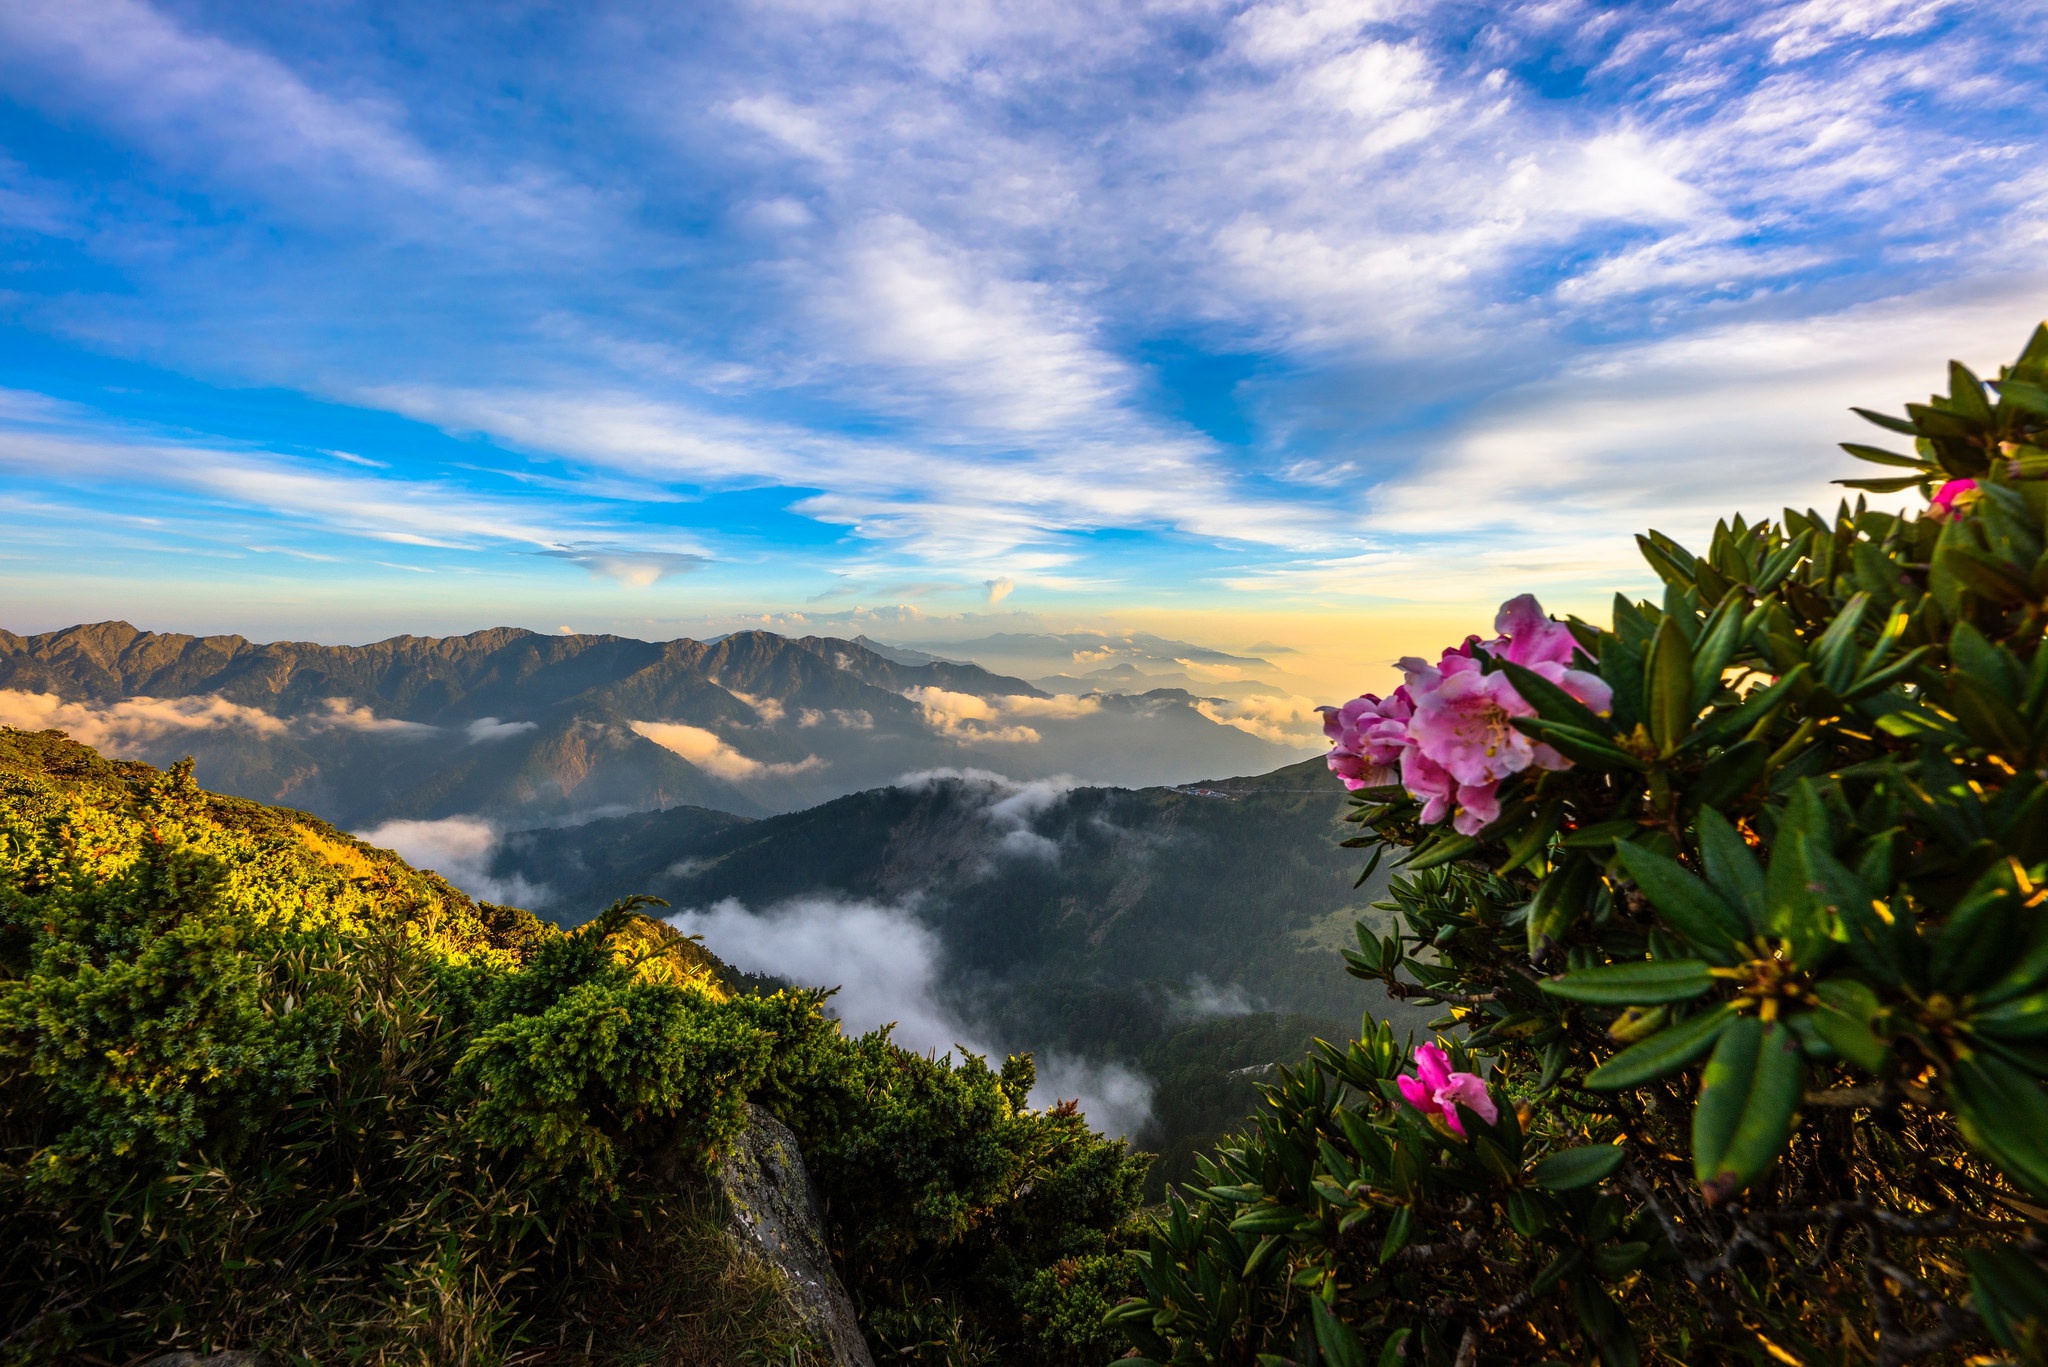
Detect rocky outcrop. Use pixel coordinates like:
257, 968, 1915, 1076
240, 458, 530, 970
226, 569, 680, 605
717, 1105, 875, 1367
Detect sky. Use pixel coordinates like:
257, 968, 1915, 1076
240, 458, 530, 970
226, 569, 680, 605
1, 0, 2045, 703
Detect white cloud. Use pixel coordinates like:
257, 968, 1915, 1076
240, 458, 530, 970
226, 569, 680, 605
1194, 693, 1326, 747
355, 815, 549, 907
725, 690, 786, 726
1173, 975, 1259, 1019
0, 689, 288, 751
629, 720, 825, 781
900, 686, 1102, 744
672, 895, 1153, 1135
796, 707, 874, 729
0, 689, 436, 753
466, 717, 538, 743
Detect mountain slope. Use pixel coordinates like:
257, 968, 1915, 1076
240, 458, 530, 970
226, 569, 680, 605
498, 755, 1417, 1031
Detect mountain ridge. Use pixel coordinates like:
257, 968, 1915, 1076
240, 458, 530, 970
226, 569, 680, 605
0, 621, 1309, 827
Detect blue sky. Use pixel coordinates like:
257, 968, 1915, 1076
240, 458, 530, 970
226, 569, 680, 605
1, 0, 2045, 696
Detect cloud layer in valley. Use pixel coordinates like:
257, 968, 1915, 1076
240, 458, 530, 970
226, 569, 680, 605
671, 895, 1155, 1136
354, 815, 549, 908
0, 689, 436, 754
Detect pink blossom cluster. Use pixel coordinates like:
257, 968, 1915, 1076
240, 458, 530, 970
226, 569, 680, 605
1397, 1042, 1497, 1136
1318, 595, 1613, 836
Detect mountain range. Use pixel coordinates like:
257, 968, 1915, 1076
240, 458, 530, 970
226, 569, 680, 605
0, 621, 1311, 828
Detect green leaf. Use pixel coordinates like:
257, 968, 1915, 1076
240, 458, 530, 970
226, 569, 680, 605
1312, 1295, 1370, 1367
1694, 808, 1767, 934
1950, 1050, 2048, 1198
1647, 616, 1695, 755
1497, 659, 1615, 736
1230, 1204, 1311, 1236
1688, 593, 1748, 712
1965, 1246, 2048, 1352
1838, 442, 1930, 469
1404, 832, 1481, 871
1376, 1329, 1414, 1367
1540, 959, 1717, 1005
1972, 992, 2048, 1042
1693, 1019, 1803, 1203
1851, 405, 1921, 436
1809, 590, 1871, 694
1612, 842, 1745, 961
1586, 1002, 1736, 1090
1836, 474, 1931, 493
1806, 1007, 1888, 1073
1513, 717, 1647, 772
1530, 1144, 1625, 1191
1377, 1204, 1413, 1265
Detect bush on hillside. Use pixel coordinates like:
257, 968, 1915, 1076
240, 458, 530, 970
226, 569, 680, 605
1109, 325, 2048, 1365
0, 733, 1143, 1365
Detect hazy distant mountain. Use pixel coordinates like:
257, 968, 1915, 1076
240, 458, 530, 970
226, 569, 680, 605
0, 621, 1309, 828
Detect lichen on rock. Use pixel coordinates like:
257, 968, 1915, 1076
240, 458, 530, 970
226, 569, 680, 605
717, 1104, 874, 1367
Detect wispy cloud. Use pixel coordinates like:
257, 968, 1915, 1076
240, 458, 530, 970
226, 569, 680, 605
0, 0, 2041, 647
629, 720, 826, 781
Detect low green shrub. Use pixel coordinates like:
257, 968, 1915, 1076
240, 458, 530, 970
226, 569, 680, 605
0, 731, 1142, 1365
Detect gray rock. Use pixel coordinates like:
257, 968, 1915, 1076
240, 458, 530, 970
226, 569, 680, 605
139, 1353, 268, 1367
717, 1104, 875, 1367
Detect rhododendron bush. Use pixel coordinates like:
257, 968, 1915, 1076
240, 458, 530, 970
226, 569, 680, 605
1110, 326, 2048, 1366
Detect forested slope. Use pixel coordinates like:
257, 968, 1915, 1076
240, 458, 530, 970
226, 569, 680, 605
0, 727, 1143, 1366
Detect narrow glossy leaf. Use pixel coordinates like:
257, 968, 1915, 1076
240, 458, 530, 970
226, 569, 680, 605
1693, 1018, 1802, 1203
1612, 842, 1744, 961
1530, 1144, 1625, 1191
1809, 590, 1871, 694
1514, 717, 1646, 771
1587, 1002, 1735, 1090
1950, 1050, 2048, 1198
1695, 807, 1766, 931
1836, 474, 1930, 493
1688, 593, 1748, 712
1312, 1294, 1370, 1367
1377, 1205, 1413, 1266
1851, 405, 1921, 436
1806, 1007, 1888, 1073
1403, 832, 1480, 871
1647, 616, 1695, 755
1839, 442, 1930, 469
1973, 993, 2048, 1042
1541, 958, 1716, 1005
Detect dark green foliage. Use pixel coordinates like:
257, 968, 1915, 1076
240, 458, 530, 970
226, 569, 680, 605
0, 729, 1142, 1365
1111, 326, 2048, 1364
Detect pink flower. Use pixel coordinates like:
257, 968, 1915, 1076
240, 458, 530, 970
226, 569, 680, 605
1318, 688, 1414, 790
1492, 594, 1580, 669
1403, 653, 1550, 787
1315, 594, 1610, 832
1930, 478, 1980, 520
1488, 594, 1615, 716
1396, 1042, 1498, 1136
